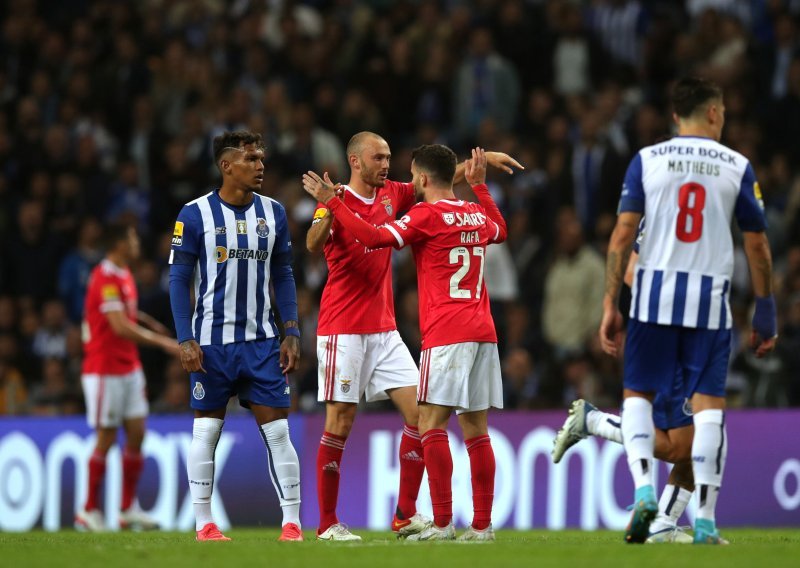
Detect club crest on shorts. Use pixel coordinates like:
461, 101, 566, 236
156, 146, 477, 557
256, 218, 270, 238
340, 378, 352, 394
193, 382, 205, 400
442, 212, 455, 225
682, 397, 693, 416
381, 195, 393, 216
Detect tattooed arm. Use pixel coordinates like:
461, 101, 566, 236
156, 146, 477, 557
599, 211, 641, 357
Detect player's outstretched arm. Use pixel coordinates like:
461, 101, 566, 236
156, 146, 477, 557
743, 230, 777, 358
454, 150, 524, 184
302, 170, 397, 249
137, 311, 171, 336
105, 310, 180, 356
600, 211, 641, 357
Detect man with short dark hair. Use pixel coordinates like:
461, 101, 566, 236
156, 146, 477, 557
304, 145, 507, 542
600, 77, 776, 544
76, 224, 179, 532
169, 130, 303, 542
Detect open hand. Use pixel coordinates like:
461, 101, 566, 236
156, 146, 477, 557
303, 171, 341, 204
465, 147, 488, 185
486, 151, 524, 174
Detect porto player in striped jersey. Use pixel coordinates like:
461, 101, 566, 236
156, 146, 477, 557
169, 131, 303, 542
306, 132, 521, 540
304, 145, 507, 541
76, 224, 179, 532
601, 78, 776, 544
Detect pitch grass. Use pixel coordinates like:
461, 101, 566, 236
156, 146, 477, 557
2, 529, 798, 568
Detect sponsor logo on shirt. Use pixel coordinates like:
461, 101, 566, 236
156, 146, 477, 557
452, 212, 486, 227
215, 226, 227, 235
256, 218, 270, 238
172, 221, 184, 246
216, 246, 269, 263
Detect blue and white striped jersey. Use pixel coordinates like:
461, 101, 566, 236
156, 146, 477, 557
169, 190, 295, 346
619, 136, 766, 330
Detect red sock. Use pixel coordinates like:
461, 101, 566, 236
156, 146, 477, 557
121, 448, 145, 511
421, 429, 452, 528
396, 424, 424, 519
85, 450, 107, 512
466, 435, 495, 530
317, 431, 346, 533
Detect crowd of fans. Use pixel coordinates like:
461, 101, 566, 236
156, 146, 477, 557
1, 0, 799, 417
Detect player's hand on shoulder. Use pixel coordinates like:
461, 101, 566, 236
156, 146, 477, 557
465, 147, 488, 186
179, 339, 206, 373
486, 151, 524, 175
303, 170, 340, 204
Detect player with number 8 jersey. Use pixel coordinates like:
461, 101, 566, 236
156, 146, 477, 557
601, 78, 775, 545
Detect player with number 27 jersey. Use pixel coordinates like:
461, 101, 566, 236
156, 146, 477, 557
385, 200, 503, 349
619, 136, 766, 329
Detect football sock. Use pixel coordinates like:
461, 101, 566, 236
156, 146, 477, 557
621, 397, 655, 489
650, 484, 692, 532
421, 429, 453, 528
85, 450, 107, 511
121, 448, 144, 511
586, 409, 623, 444
317, 431, 346, 533
188, 417, 223, 531
465, 435, 494, 531
396, 424, 424, 519
692, 409, 726, 522
259, 419, 301, 527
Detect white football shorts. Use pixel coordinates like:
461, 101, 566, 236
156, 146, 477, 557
418, 342, 503, 414
81, 367, 149, 428
317, 330, 419, 403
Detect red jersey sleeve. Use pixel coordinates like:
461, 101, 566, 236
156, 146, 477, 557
384, 204, 436, 248
327, 197, 400, 249
96, 273, 125, 314
471, 184, 507, 243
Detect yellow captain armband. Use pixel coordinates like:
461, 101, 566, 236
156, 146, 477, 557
311, 208, 330, 225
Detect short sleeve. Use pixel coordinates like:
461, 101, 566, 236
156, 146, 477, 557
98, 275, 124, 313
384, 204, 435, 248
734, 163, 767, 232
617, 153, 645, 214
169, 204, 203, 265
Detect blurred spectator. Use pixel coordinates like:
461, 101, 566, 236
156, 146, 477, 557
502, 347, 541, 409
58, 217, 103, 323
151, 359, 190, 414
542, 207, 605, 357
0, 357, 26, 415
31, 300, 69, 360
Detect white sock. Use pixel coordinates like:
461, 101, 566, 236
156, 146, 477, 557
692, 409, 726, 522
260, 419, 301, 527
621, 397, 655, 489
650, 484, 692, 531
188, 417, 224, 531
586, 409, 623, 444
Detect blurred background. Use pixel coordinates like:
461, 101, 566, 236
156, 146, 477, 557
1, 0, 799, 421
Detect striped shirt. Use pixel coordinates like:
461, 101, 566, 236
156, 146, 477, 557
619, 136, 766, 330
169, 190, 295, 345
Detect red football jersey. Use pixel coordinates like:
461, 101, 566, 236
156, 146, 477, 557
316, 180, 415, 335
82, 259, 141, 374
383, 199, 504, 349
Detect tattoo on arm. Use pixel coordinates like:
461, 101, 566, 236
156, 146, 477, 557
605, 249, 631, 303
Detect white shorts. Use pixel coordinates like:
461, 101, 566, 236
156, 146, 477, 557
81, 368, 149, 428
317, 331, 419, 403
418, 342, 504, 414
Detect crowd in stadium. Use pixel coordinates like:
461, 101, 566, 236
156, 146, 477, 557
1, 0, 799, 417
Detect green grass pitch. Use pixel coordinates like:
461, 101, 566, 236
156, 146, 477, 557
3, 529, 799, 568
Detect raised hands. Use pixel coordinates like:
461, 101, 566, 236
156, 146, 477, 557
302, 171, 341, 204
